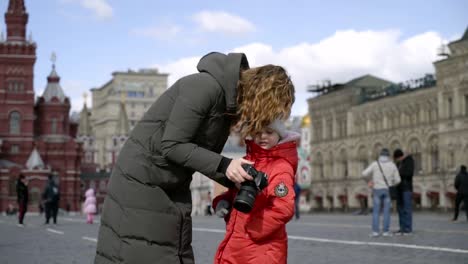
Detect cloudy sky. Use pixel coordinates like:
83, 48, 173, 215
2, 0, 466, 116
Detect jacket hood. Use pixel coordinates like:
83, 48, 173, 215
197, 52, 249, 114
378, 155, 391, 163
245, 139, 298, 175
85, 188, 95, 198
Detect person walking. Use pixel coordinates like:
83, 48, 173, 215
393, 149, 415, 235
16, 174, 29, 226
205, 191, 213, 216
94, 52, 295, 264
294, 182, 302, 220
362, 148, 401, 237
452, 165, 468, 222
83, 188, 97, 224
42, 175, 60, 224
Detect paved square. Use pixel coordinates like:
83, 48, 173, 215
1, 212, 467, 263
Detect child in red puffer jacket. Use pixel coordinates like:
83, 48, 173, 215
213, 119, 299, 264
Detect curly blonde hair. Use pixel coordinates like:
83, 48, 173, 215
236, 65, 295, 138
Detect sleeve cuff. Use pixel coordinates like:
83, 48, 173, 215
217, 157, 232, 174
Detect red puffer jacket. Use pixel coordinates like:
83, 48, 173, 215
213, 139, 298, 264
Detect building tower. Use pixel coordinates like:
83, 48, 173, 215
0, 0, 36, 165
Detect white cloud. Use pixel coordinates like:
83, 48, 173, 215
155, 56, 201, 85
131, 24, 182, 41
61, 0, 113, 19
152, 29, 446, 116
193, 11, 256, 35
60, 80, 91, 113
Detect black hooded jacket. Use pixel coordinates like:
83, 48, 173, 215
455, 169, 468, 195
396, 155, 414, 192
94, 52, 249, 264
16, 179, 28, 205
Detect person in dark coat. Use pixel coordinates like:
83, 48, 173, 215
453, 165, 468, 221
94, 52, 295, 264
294, 182, 302, 220
393, 149, 414, 235
16, 174, 29, 226
42, 175, 60, 224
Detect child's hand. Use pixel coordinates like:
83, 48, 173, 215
216, 208, 229, 218
215, 200, 230, 218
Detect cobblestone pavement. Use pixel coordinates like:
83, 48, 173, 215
1, 212, 467, 263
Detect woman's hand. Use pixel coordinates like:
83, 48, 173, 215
226, 158, 254, 184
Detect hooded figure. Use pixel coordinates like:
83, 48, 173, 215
212, 127, 299, 264
16, 174, 28, 225
453, 165, 468, 221
94, 52, 250, 264
83, 188, 97, 224
42, 175, 60, 225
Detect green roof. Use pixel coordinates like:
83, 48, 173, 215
345, 74, 394, 89
462, 27, 468, 41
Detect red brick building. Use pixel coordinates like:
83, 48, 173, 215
0, 0, 82, 213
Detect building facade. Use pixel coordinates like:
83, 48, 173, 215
83, 69, 168, 169
307, 29, 468, 211
0, 0, 82, 213
77, 69, 168, 211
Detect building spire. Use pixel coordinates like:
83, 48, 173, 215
42, 52, 66, 103
5, 0, 28, 42
7, 0, 26, 14
116, 91, 130, 136
78, 92, 92, 136
83, 92, 88, 107
47, 52, 60, 83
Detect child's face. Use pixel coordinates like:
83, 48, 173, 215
254, 128, 280, 149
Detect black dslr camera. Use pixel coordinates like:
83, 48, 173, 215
233, 164, 268, 213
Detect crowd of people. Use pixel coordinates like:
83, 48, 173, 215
12, 174, 97, 227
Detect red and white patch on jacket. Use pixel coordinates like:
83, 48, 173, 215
274, 182, 289, 197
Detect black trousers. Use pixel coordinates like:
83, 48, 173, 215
45, 202, 59, 224
453, 193, 468, 221
18, 202, 27, 224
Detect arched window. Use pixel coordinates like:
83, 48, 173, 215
328, 151, 334, 179
9, 111, 21, 134
448, 150, 455, 170
340, 149, 348, 179
409, 139, 423, 174
316, 153, 324, 179
390, 140, 401, 154
373, 143, 383, 160
51, 118, 57, 134
358, 146, 369, 172
429, 136, 439, 172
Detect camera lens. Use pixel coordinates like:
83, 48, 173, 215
233, 185, 257, 213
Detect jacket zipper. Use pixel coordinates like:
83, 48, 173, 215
178, 208, 184, 263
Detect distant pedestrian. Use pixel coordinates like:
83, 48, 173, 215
39, 202, 44, 215
393, 149, 415, 235
452, 165, 468, 222
294, 182, 302, 220
42, 175, 60, 224
205, 191, 213, 216
362, 148, 401, 237
83, 188, 97, 224
16, 174, 29, 226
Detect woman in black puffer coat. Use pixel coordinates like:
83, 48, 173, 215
94, 52, 295, 264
